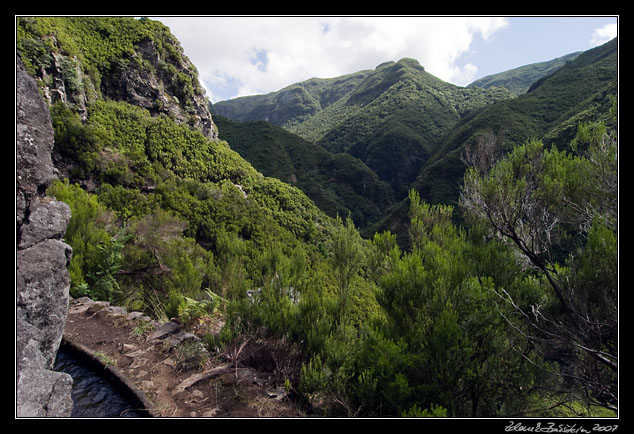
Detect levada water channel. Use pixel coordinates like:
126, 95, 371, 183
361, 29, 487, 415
54, 340, 150, 418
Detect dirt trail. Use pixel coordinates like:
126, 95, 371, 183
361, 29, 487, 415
62, 297, 306, 418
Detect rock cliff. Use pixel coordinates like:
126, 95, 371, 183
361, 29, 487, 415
100, 36, 218, 140
16, 55, 74, 417
25, 20, 217, 141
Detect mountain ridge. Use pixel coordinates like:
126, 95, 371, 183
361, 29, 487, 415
210, 68, 373, 128
212, 38, 617, 244
467, 51, 582, 96
214, 57, 514, 202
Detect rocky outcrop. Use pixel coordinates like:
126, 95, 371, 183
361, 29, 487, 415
16, 55, 74, 417
30, 24, 217, 141
101, 36, 218, 140
34, 45, 95, 121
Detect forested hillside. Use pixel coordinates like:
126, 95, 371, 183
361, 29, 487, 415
16, 17, 617, 418
213, 58, 514, 199
213, 114, 394, 228
409, 37, 617, 214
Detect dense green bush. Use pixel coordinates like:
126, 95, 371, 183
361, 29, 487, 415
47, 179, 122, 300
293, 191, 546, 417
460, 111, 618, 412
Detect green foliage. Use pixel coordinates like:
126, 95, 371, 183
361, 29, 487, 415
50, 102, 97, 178
366, 230, 401, 285
291, 190, 546, 417
47, 179, 122, 300
460, 112, 618, 411
330, 215, 365, 326
299, 354, 327, 394
118, 210, 221, 318
84, 235, 125, 302
23, 17, 617, 418
47, 94, 329, 252
402, 403, 448, 417
212, 115, 395, 229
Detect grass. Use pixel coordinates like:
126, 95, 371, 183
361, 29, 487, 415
94, 350, 117, 366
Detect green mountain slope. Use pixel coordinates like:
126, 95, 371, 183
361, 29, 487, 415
17, 16, 336, 310
213, 114, 395, 228
467, 51, 582, 96
418, 37, 617, 204
213, 58, 514, 199
210, 69, 372, 128
373, 37, 617, 244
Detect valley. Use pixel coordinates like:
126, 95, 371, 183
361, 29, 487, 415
16, 16, 618, 419
212, 40, 617, 242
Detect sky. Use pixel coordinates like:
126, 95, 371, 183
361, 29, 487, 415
152, 16, 618, 103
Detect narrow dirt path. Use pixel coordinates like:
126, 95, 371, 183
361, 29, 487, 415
62, 297, 305, 418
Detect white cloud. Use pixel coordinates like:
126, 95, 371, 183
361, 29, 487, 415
590, 23, 617, 46
155, 16, 509, 102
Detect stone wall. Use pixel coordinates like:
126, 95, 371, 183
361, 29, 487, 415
16, 55, 74, 417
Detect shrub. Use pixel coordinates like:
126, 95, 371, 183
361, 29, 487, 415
47, 179, 121, 299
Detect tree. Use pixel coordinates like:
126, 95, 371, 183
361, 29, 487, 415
371, 191, 540, 416
330, 215, 365, 327
366, 230, 401, 285
460, 110, 618, 411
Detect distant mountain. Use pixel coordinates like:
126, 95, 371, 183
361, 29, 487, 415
468, 51, 582, 96
212, 58, 514, 199
373, 37, 618, 244
211, 39, 617, 244
213, 115, 394, 228
210, 69, 372, 128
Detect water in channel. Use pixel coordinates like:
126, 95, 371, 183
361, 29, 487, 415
54, 346, 147, 418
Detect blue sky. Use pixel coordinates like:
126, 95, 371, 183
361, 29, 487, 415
154, 16, 618, 102
457, 16, 618, 79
